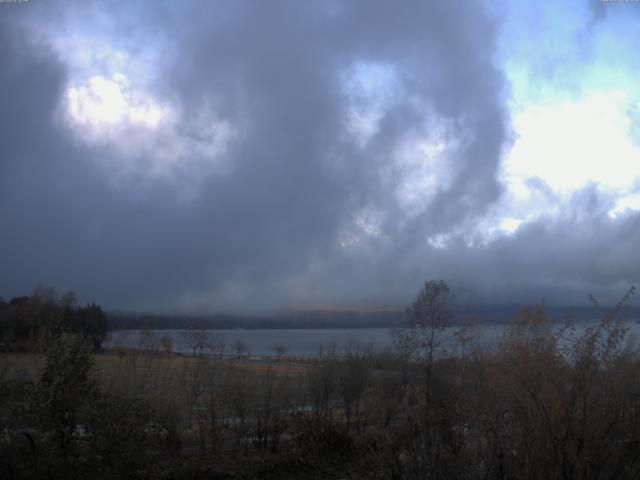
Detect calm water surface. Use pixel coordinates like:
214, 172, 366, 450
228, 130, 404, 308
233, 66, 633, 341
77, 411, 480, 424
104, 320, 640, 358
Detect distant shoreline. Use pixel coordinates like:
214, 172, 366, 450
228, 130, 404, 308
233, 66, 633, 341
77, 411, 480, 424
106, 305, 637, 331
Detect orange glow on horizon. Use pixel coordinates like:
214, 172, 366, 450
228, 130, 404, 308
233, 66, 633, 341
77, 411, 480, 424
296, 305, 403, 313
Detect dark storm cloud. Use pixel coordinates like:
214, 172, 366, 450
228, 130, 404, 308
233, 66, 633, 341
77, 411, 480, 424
0, 11, 199, 308
156, 1, 507, 308
0, 1, 635, 313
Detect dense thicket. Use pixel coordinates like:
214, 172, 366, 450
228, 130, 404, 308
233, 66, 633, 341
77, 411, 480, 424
0, 289, 107, 351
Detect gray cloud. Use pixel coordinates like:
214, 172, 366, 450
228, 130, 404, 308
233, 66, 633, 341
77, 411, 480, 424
0, 1, 637, 314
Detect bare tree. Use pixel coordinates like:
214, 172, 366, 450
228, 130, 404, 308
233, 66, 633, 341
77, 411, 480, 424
207, 331, 226, 358
228, 368, 253, 456
198, 362, 235, 454
182, 329, 210, 356
454, 317, 484, 379
253, 366, 294, 453
177, 357, 207, 428
336, 344, 370, 433
393, 280, 454, 382
308, 345, 338, 420
233, 339, 250, 359
272, 344, 287, 358
160, 334, 173, 354
138, 330, 158, 353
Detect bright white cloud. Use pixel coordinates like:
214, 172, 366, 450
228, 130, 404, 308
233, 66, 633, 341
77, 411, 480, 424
506, 91, 640, 193
609, 193, 640, 218
340, 54, 640, 249
499, 217, 523, 234
478, 91, 640, 237
63, 74, 233, 189
34, 11, 235, 191
67, 74, 167, 129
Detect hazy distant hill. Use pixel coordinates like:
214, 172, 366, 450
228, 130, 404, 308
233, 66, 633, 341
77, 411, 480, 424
106, 304, 636, 330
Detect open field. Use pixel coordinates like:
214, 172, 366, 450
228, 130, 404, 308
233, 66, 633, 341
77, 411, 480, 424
1, 348, 312, 407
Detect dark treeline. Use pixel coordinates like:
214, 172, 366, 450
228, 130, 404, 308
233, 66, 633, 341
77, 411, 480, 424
107, 310, 406, 330
2, 281, 640, 479
0, 288, 108, 352
107, 305, 624, 331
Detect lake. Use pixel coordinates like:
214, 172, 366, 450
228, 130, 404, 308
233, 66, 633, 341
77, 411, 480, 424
104, 319, 640, 358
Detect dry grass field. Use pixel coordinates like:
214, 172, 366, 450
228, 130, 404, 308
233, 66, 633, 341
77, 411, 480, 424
1, 348, 310, 379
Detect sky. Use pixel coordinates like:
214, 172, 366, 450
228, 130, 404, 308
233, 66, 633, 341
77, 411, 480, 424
1, 0, 639, 313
